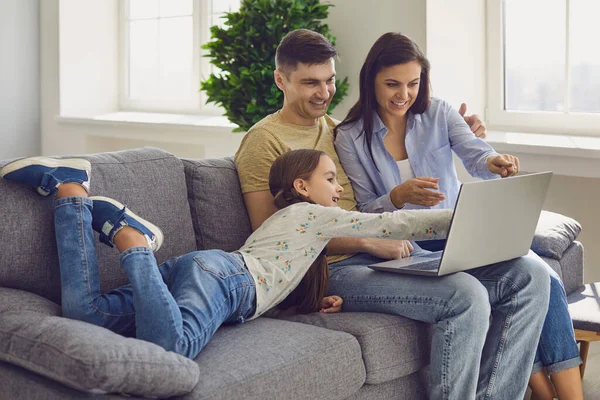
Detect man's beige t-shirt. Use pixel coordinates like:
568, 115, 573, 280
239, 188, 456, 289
235, 111, 357, 263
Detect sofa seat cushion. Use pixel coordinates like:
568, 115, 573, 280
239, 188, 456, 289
532, 210, 582, 259
0, 288, 199, 398
0, 147, 197, 304
282, 312, 431, 385
182, 317, 366, 400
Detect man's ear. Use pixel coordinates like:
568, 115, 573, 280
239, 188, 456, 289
274, 69, 286, 92
293, 178, 309, 198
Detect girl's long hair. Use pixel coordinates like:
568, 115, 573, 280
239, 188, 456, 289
333, 32, 431, 170
268, 149, 330, 314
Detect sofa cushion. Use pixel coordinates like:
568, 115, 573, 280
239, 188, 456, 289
183, 317, 366, 400
0, 147, 197, 304
282, 312, 431, 385
0, 288, 199, 398
531, 210, 581, 259
183, 157, 252, 251
567, 282, 600, 332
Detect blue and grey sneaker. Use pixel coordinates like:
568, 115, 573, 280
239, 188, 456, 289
89, 196, 164, 252
0, 156, 91, 196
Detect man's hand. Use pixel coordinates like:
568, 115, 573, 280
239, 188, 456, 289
362, 238, 414, 260
487, 154, 519, 177
390, 177, 446, 208
459, 103, 486, 139
320, 296, 343, 313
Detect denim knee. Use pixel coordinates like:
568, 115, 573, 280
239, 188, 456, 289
445, 277, 491, 325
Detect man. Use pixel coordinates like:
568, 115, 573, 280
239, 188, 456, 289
235, 29, 550, 400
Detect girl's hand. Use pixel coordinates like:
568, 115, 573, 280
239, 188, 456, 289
320, 296, 343, 313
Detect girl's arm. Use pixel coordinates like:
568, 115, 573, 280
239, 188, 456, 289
306, 204, 453, 242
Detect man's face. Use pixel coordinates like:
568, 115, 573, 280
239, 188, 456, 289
276, 59, 337, 125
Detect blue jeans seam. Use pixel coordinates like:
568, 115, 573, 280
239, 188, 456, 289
479, 277, 519, 400
545, 355, 583, 375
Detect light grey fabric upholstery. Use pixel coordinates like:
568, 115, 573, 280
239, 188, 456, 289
182, 317, 365, 400
567, 282, 600, 332
0, 289, 199, 398
282, 312, 431, 384
0, 147, 197, 304
532, 210, 582, 259
347, 372, 427, 400
182, 157, 252, 251
0, 362, 125, 400
559, 241, 585, 295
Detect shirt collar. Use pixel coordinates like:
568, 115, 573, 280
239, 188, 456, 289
373, 111, 422, 137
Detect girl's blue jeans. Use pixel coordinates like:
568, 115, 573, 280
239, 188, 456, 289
54, 196, 256, 360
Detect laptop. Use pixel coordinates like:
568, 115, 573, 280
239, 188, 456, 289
368, 172, 553, 276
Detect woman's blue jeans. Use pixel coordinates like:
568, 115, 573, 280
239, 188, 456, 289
54, 197, 256, 359
328, 249, 551, 400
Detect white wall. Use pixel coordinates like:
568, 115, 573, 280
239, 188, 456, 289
426, 0, 486, 115
0, 0, 40, 158
327, 0, 427, 120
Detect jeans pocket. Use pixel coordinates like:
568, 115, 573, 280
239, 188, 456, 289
192, 251, 246, 280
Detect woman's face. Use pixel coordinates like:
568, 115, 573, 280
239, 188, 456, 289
374, 60, 422, 122
295, 155, 343, 207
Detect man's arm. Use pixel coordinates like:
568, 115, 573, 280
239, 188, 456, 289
243, 190, 411, 259
243, 190, 279, 231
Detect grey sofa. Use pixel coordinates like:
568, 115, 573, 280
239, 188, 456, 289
0, 147, 585, 399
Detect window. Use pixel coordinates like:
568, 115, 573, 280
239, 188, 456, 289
487, 0, 600, 135
120, 0, 240, 114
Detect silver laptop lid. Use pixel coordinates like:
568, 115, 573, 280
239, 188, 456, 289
437, 171, 552, 275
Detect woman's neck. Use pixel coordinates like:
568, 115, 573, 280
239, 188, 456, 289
378, 110, 407, 137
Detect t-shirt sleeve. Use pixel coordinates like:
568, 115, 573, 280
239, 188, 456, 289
234, 127, 287, 194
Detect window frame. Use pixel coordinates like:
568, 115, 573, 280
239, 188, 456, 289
118, 0, 222, 115
486, 0, 600, 136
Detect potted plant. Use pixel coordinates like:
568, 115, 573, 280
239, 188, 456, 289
201, 0, 349, 132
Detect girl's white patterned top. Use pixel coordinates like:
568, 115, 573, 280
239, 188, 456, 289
237, 203, 453, 319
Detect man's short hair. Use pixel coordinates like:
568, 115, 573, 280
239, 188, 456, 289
275, 29, 337, 76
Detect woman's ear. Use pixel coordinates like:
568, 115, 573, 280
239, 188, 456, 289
293, 178, 309, 198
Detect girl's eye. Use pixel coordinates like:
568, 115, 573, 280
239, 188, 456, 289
387, 83, 398, 88
328, 178, 334, 183
409, 82, 419, 87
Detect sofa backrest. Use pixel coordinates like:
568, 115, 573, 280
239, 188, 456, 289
183, 157, 253, 252
0, 147, 197, 304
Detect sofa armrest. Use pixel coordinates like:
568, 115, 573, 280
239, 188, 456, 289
531, 210, 582, 260
0, 288, 199, 398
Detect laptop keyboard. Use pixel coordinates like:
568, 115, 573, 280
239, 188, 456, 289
402, 258, 441, 271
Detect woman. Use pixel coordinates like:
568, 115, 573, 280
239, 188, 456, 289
334, 32, 582, 400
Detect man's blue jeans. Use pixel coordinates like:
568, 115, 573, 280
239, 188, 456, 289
54, 197, 256, 359
328, 250, 551, 400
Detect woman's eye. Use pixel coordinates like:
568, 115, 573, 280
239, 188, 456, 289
328, 178, 334, 182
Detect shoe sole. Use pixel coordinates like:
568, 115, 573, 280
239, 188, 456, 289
89, 196, 164, 252
0, 157, 91, 178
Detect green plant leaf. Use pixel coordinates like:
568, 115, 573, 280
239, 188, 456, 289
199, 0, 349, 132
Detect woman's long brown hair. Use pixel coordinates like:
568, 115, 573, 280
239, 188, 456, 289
268, 149, 330, 314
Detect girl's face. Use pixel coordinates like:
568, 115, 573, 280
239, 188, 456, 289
295, 155, 343, 207
374, 60, 422, 122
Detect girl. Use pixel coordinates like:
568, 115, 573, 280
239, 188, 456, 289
0, 149, 451, 360
334, 32, 583, 400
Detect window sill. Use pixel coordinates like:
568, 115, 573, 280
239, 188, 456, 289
486, 130, 600, 179
57, 112, 238, 134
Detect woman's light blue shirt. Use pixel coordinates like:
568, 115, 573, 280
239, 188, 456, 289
334, 97, 499, 213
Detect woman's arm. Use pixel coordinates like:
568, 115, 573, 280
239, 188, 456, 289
334, 127, 399, 214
